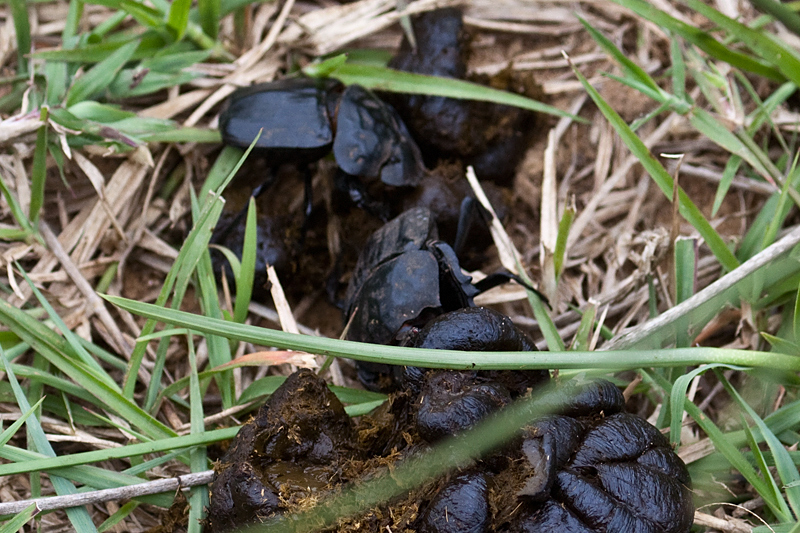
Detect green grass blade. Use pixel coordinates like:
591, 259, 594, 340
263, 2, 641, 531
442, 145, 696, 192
18, 263, 117, 387
233, 197, 257, 324
670, 33, 686, 102
688, 108, 775, 184
669, 363, 748, 446
33, 33, 163, 63
0, 298, 174, 440
194, 246, 234, 409
569, 59, 740, 272
738, 193, 784, 261
109, 70, 201, 99
711, 156, 743, 217
0, 397, 45, 447
187, 334, 207, 532
166, 0, 192, 40
98, 501, 138, 533
742, 414, 788, 518
65, 40, 139, 107
0, 427, 239, 476
198, 0, 220, 39
673, 236, 696, 348
139, 127, 221, 143
304, 58, 585, 122
719, 369, 800, 518
209, 244, 241, 280
751, 0, 800, 37
0, 444, 178, 507
124, 136, 258, 399
687, 0, 800, 86
103, 295, 800, 371
649, 369, 793, 521
569, 303, 595, 352
86, 0, 164, 27
0, 171, 34, 237
794, 281, 800, 342
28, 108, 48, 227
610, 0, 784, 81
554, 204, 575, 279
8, 0, 30, 74
577, 15, 662, 95
0, 504, 38, 531
674, 237, 697, 305
0, 348, 98, 531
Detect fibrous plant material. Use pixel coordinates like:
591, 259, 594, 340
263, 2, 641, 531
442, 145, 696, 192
208, 308, 693, 532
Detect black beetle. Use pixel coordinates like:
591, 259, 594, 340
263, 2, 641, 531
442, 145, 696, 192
220, 78, 426, 191
342, 206, 471, 346
343, 206, 523, 346
343, 206, 543, 390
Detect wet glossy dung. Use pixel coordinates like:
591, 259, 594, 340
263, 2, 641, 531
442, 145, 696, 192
417, 472, 490, 533
415, 371, 511, 442
404, 306, 537, 352
387, 8, 536, 184
513, 409, 694, 533
206, 369, 359, 532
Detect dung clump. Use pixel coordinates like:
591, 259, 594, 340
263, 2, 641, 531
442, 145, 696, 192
207, 313, 693, 533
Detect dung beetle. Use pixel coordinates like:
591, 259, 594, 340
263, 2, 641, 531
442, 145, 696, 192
343, 206, 526, 346
342, 206, 470, 346
219, 78, 426, 197
343, 206, 543, 390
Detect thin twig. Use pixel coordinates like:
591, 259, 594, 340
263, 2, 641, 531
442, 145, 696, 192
603, 224, 800, 350
0, 471, 214, 516
39, 221, 131, 356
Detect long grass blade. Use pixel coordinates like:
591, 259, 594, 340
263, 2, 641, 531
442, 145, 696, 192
649, 369, 793, 521
305, 58, 585, 122
65, 40, 139, 107
198, 0, 220, 39
0, 504, 38, 532
610, 0, 784, 81
719, 370, 800, 518
0, 348, 98, 531
233, 197, 257, 325
28, 109, 48, 227
0, 426, 239, 476
0, 299, 174, 440
8, 0, 30, 74
103, 294, 800, 372
687, 0, 800, 86
568, 57, 740, 272
166, 0, 192, 40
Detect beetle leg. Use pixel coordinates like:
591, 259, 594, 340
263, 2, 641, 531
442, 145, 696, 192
213, 170, 278, 243
299, 164, 315, 240
473, 272, 552, 309
453, 196, 477, 256
334, 169, 391, 221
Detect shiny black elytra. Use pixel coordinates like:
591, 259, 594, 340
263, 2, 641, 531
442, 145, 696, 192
219, 77, 425, 190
